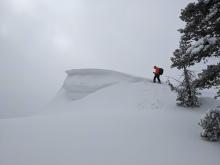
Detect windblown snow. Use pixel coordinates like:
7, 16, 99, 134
0, 69, 220, 165
54, 69, 144, 102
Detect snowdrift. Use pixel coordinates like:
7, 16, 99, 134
54, 69, 145, 101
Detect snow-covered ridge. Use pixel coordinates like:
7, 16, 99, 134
2, 69, 220, 165
55, 69, 145, 101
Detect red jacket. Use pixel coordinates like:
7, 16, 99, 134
154, 67, 160, 74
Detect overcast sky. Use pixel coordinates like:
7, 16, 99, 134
0, 0, 193, 117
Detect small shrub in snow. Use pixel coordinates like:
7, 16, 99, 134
168, 69, 200, 108
199, 106, 220, 141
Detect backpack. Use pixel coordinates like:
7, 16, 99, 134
159, 68, 164, 75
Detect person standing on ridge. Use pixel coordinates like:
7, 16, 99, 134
153, 66, 163, 83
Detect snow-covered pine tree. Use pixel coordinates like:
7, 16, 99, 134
199, 106, 220, 141
178, 0, 220, 97
168, 68, 200, 107
194, 63, 220, 98
170, 35, 200, 107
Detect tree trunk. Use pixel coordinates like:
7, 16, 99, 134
183, 66, 192, 104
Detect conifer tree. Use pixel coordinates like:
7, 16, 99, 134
168, 69, 200, 107
178, 0, 220, 97
170, 35, 200, 107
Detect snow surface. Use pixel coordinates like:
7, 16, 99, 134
0, 69, 220, 165
54, 69, 144, 102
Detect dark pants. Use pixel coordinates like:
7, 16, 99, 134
153, 73, 161, 83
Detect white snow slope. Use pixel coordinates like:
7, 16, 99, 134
54, 69, 144, 102
0, 69, 220, 165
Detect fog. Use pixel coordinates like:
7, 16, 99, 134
0, 0, 192, 117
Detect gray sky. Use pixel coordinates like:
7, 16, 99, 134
0, 0, 193, 117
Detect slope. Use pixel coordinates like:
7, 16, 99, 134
0, 69, 220, 165
53, 68, 145, 102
